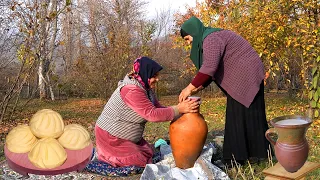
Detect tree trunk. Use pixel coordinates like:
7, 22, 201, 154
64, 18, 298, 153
38, 0, 59, 100
46, 73, 55, 101
45, 0, 58, 101
27, 82, 30, 98
38, 1, 49, 100
64, 2, 73, 75
38, 59, 46, 99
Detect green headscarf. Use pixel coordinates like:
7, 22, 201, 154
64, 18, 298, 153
181, 16, 222, 70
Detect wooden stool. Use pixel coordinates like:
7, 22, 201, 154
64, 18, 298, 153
263, 161, 320, 180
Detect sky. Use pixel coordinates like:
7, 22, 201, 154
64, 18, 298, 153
146, 0, 203, 19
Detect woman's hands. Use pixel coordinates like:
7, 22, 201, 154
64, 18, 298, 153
177, 98, 199, 114
179, 84, 195, 102
179, 84, 204, 102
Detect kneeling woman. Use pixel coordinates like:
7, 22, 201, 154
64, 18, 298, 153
95, 57, 198, 167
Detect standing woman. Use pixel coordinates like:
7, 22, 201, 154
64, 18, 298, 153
179, 16, 271, 166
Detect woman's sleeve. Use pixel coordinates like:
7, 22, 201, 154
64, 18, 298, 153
120, 85, 179, 122
191, 72, 213, 88
198, 33, 225, 78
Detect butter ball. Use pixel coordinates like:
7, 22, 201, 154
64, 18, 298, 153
6, 125, 38, 153
58, 124, 91, 150
28, 137, 67, 169
29, 109, 64, 138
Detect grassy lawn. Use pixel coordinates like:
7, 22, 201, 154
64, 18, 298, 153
0, 92, 319, 179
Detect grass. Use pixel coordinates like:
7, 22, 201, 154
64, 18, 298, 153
0, 92, 319, 179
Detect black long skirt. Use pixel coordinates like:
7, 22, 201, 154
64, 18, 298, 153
219, 82, 271, 163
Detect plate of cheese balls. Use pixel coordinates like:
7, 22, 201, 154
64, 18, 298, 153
4, 109, 93, 176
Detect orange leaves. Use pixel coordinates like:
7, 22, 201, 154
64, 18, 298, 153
311, 120, 320, 137
312, 120, 320, 126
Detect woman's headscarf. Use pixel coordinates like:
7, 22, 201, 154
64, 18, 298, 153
130, 57, 163, 90
181, 16, 222, 70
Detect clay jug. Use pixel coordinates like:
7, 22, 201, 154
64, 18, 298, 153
169, 96, 208, 169
265, 115, 312, 173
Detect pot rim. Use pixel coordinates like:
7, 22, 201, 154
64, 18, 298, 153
270, 115, 312, 128
188, 96, 202, 105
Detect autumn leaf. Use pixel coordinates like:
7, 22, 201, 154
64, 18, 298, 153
315, 110, 319, 118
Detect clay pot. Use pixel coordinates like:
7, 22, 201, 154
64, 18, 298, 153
169, 96, 208, 169
265, 115, 312, 173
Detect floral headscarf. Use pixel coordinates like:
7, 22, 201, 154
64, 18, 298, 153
129, 57, 163, 90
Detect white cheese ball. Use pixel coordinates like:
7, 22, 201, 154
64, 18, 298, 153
28, 137, 67, 169
29, 109, 64, 138
58, 124, 91, 150
6, 125, 38, 153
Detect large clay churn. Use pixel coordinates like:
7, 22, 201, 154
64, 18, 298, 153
265, 115, 312, 173
169, 96, 208, 169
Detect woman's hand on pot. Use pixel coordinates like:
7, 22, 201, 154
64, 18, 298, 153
179, 83, 196, 102
177, 98, 199, 114
179, 88, 192, 102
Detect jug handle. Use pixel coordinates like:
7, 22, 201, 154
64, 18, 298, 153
265, 128, 276, 146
